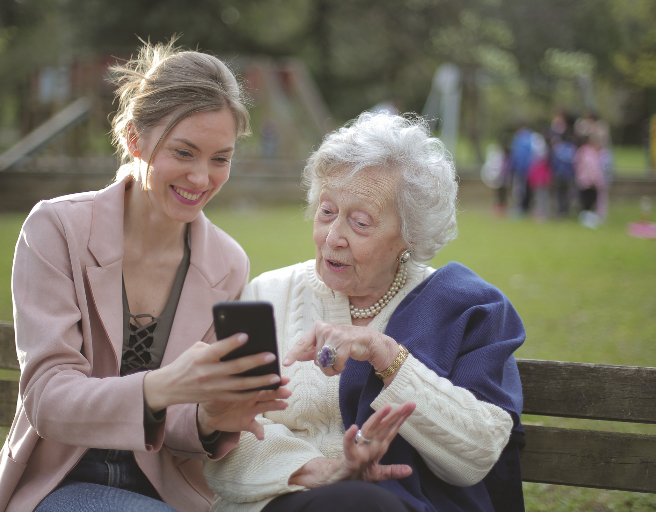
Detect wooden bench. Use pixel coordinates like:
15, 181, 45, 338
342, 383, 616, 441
518, 358, 656, 493
0, 322, 655, 493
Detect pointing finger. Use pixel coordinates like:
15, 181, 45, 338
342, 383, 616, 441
283, 328, 317, 365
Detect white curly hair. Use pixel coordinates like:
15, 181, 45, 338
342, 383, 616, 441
302, 112, 458, 264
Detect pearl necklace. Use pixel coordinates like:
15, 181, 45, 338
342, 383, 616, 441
349, 264, 408, 319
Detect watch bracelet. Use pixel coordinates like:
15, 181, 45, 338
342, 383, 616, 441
375, 344, 409, 379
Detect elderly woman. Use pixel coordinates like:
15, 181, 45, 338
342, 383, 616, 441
204, 113, 525, 512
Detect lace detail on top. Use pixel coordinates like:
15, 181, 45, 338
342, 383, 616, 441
120, 227, 191, 376
122, 313, 159, 374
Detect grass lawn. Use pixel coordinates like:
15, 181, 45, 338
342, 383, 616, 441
612, 145, 654, 177
0, 198, 655, 510
0, 212, 24, 323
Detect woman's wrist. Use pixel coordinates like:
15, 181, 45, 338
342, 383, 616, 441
143, 368, 172, 414
369, 334, 401, 373
375, 344, 408, 379
288, 457, 343, 487
197, 405, 219, 437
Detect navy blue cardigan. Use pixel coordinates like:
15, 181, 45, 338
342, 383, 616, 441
338, 262, 525, 512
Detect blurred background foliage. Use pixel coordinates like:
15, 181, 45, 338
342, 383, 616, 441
0, 0, 655, 166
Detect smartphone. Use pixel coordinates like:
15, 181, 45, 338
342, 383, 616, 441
212, 301, 280, 390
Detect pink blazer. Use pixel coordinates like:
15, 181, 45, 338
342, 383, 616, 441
0, 178, 249, 512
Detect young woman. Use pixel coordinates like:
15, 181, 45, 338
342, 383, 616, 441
0, 40, 290, 512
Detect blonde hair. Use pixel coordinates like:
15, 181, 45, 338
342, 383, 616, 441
303, 112, 458, 263
109, 38, 251, 180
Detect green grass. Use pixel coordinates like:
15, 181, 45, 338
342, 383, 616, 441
0, 368, 19, 381
1, 200, 655, 510
0, 213, 24, 322
523, 483, 656, 511
613, 145, 653, 177
205, 204, 316, 282
433, 202, 656, 367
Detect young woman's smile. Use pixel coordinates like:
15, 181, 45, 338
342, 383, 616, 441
133, 109, 237, 225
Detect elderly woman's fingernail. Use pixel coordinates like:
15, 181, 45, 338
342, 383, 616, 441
237, 333, 248, 343
264, 353, 276, 363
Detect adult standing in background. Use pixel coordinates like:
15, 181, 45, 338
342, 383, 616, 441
509, 123, 534, 215
550, 134, 577, 217
0, 40, 289, 512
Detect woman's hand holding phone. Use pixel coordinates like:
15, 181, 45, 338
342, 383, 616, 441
198, 375, 291, 439
143, 331, 290, 439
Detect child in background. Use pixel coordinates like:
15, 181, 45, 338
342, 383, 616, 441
551, 135, 577, 217
574, 136, 605, 228
527, 132, 551, 221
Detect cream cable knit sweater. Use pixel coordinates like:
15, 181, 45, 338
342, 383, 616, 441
204, 260, 513, 512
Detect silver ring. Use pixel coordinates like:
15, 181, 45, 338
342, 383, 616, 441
355, 429, 372, 445
316, 345, 337, 368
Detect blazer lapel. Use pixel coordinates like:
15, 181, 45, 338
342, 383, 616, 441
161, 211, 231, 366
84, 186, 234, 369
85, 179, 128, 365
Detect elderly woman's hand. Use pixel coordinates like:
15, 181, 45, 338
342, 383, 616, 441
283, 321, 400, 378
289, 402, 415, 488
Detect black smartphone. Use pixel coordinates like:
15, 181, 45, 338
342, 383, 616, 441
212, 301, 280, 390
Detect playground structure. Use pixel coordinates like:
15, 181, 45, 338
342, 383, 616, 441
0, 56, 334, 173
0, 55, 336, 210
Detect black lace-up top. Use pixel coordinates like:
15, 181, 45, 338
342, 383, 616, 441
120, 230, 191, 376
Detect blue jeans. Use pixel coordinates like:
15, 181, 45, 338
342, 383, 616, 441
35, 449, 176, 512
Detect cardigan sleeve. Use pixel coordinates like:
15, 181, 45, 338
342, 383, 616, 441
371, 354, 513, 486
203, 416, 324, 503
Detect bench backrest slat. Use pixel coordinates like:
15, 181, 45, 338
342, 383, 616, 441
518, 358, 656, 424
521, 425, 656, 493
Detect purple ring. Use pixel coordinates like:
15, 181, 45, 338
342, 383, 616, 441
317, 345, 337, 368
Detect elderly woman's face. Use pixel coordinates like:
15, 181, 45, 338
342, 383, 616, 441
313, 167, 407, 304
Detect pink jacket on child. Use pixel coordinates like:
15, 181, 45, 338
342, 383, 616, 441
0, 177, 249, 512
574, 144, 605, 190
